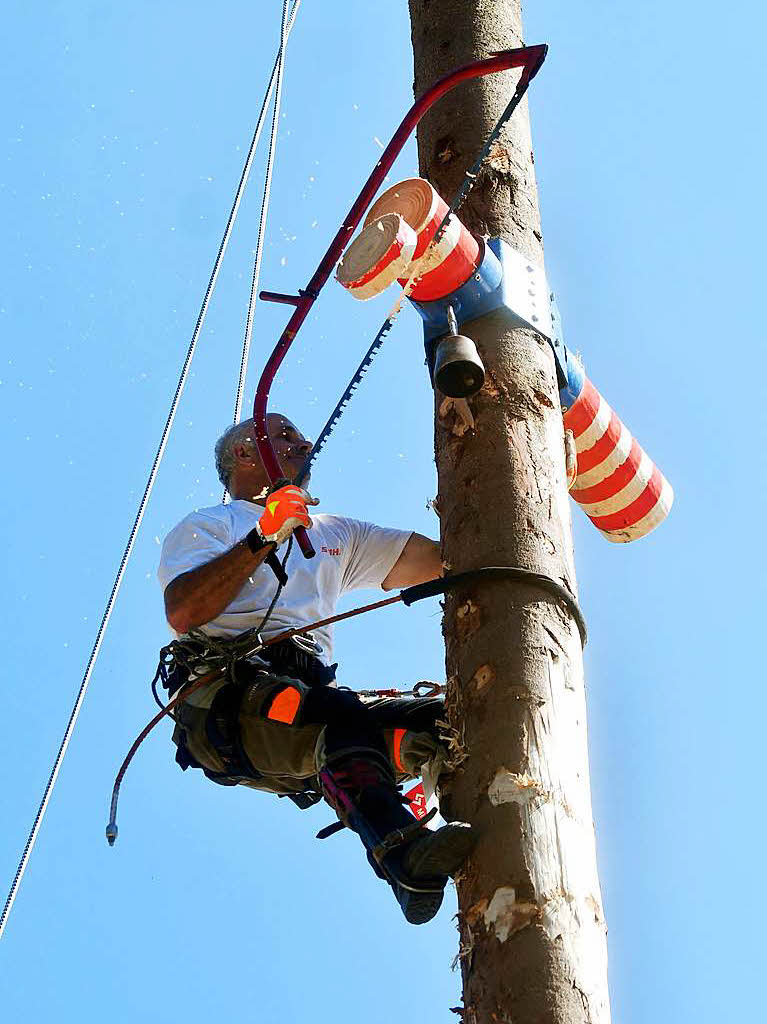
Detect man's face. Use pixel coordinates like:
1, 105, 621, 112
266, 414, 312, 481
232, 414, 312, 497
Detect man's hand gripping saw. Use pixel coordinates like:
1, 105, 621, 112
257, 484, 320, 545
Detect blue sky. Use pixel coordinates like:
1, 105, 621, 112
2, 2, 765, 1021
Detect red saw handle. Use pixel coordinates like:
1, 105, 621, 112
253, 45, 548, 559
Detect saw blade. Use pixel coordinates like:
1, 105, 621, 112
294, 313, 396, 486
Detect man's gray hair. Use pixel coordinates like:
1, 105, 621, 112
214, 420, 257, 489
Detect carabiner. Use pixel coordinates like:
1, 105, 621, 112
411, 680, 445, 698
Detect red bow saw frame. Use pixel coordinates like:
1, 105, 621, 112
253, 46, 548, 559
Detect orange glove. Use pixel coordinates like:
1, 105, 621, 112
257, 484, 319, 545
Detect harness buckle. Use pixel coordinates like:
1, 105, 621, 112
289, 633, 323, 658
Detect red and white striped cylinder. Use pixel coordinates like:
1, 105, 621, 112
335, 213, 418, 300
365, 178, 481, 301
336, 178, 482, 303
563, 377, 673, 542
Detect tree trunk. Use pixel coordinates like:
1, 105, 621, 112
407, 3, 611, 1022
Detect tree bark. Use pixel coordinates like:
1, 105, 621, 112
407, 3, 611, 1022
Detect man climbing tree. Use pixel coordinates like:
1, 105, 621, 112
158, 412, 474, 924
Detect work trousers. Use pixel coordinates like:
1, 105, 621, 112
173, 663, 444, 797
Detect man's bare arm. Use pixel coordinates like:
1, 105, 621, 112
382, 532, 442, 591
164, 540, 277, 634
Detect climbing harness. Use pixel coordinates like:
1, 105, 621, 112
107, 564, 585, 844
150, 606, 331, 715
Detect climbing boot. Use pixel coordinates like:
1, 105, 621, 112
386, 821, 475, 925
319, 752, 475, 925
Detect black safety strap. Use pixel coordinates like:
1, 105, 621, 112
400, 566, 587, 647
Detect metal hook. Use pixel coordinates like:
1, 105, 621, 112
411, 680, 446, 698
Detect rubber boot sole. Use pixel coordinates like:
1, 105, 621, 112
394, 822, 475, 925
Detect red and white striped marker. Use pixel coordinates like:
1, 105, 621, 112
365, 178, 481, 301
338, 180, 673, 542
335, 213, 417, 300
334, 177, 484, 303
563, 377, 673, 542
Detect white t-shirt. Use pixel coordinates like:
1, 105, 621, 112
158, 500, 412, 665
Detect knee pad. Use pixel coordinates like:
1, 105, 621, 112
385, 727, 442, 778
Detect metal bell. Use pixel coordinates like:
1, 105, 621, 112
433, 333, 485, 397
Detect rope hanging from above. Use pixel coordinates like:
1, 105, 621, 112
230, 0, 293, 438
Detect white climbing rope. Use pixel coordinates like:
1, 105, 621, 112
232, 0, 293, 434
